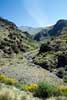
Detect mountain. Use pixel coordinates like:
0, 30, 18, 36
0, 17, 37, 57
19, 26, 54, 41
33, 23, 67, 83
48, 19, 67, 36
19, 26, 43, 35
33, 26, 53, 41
19, 19, 67, 42
33, 19, 67, 41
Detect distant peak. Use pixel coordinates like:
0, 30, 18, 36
56, 19, 67, 25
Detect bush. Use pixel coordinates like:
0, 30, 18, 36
65, 65, 67, 71
33, 82, 60, 98
0, 74, 16, 85
56, 68, 64, 78
39, 43, 51, 53
51, 37, 54, 41
3, 48, 13, 54
63, 71, 67, 83
58, 85, 67, 97
22, 83, 38, 92
11, 45, 19, 54
57, 54, 67, 67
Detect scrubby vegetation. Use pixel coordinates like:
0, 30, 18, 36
0, 74, 67, 99
33, 82, 60, 98
0, 93, 12, 100
33, 34, 67, 83
0, 17, 38, 57
0, 74, 16, 85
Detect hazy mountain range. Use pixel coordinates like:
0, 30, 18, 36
20, 19, 67, 41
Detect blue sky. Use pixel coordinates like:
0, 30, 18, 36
0, 0, 67, 27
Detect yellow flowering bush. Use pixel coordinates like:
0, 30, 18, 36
0, 74, 16, 85
57, 85, 67, 96
23, 83, 38, 92
58, 85, 67, 92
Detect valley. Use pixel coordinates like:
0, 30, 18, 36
0, 17, 67, 100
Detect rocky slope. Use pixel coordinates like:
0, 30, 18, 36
33, 33, 67, 84
48, 19, 67, 36
33, 19, 67, 41
0, 17, 38, 66
0, 17, 37, 54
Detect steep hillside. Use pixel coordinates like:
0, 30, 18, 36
0, 17, 38, 67
33, 26, 53, 41
33, 19, 67, 41
0, 17, 37, 56
33, 32, 67, 83
49, 19, 67, 36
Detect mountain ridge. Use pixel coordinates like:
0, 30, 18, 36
0, 17, 37, 58
19, 19, 67, 41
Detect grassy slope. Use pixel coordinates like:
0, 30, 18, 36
0, 17, 38, 65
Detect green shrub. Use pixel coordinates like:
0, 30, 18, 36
65, 65, 67, 71
39, 43, 51, 53
33, 82, 60, 98
56, 68, 64, 78
3, 48, 13, 54
51, 37, 54, 41
11, 45, 19, 54
58, 85, 67, 97
63, 71, 67, 83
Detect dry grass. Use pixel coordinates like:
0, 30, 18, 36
46, 96, 67, 100
0, 83, 40, 100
